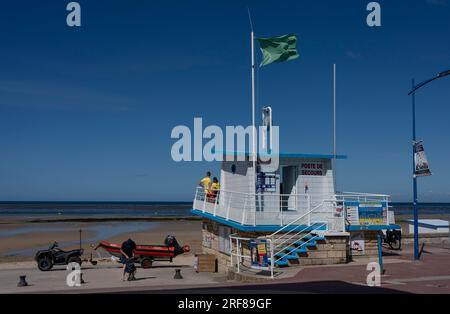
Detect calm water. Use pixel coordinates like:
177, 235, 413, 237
0, 201, 449, 219
0, 201, 193, 219
0, 221, 161, 257
391, 202, 450, 216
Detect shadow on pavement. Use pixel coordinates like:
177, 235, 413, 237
112, 280, 411, 294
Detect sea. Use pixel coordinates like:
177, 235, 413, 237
391, 203, 450, 216
0, 201, 449, 219
0, 201, 193, 219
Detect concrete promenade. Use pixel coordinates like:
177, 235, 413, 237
0, 243, 449, 294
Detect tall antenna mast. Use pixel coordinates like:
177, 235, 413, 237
248, 7, 257, 192
333, 64, 337, 192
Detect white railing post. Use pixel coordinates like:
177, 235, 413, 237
226, 191, 232, 221
237, 238, 240, 273
270, 239, 274, 279
230, 237, 233, 268
213, 191, 219, 216
193, 188, 198, 210
307, 195, 310, 226
202, 189, 206, 213
280, 207, 283, 226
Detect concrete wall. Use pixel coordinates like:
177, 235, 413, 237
297, 235, 349, 266
349, 230, 382, 258
201, 219, 233, 273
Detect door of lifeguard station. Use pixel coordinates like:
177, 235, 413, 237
281, 166, 298, 211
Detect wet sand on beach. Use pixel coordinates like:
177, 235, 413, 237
1, 213, 447, 264
0, 219, 202, 264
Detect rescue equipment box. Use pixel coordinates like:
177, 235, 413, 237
194, 254, 217, 272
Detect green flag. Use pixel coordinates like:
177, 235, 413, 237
256, 34, 299, 67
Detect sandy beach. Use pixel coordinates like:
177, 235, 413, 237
0, 218, 203, 264
1, 213, 448, 264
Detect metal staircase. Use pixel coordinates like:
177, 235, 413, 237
229, 200, 339, 278
264, 201, 330, 269
269, 231, 326, 267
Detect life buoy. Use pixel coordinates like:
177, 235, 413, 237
182, 245, 191, 253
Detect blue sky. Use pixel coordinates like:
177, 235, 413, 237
0, 0, 449, 201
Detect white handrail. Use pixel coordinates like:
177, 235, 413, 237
273, 229, 326, 263
270, 224, 313, 251
193, 187, 388, 229
196, 187, 389, 198
341, 191, 390, 197
197, 186, 311, 199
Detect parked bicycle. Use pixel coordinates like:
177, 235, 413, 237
383, 229, 402, 250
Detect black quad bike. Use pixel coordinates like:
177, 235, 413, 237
35, 242, 83, 271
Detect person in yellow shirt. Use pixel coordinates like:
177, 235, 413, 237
199, 171, 211, 193
208, 177, 221, 202
210, 177, 220, 193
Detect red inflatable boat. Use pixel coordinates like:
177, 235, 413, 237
95, 235, 190, 268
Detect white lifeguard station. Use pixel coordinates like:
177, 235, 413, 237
192, 151, 398, 278
192, 106, 399, 277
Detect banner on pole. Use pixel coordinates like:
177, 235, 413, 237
414, 140, 431, 177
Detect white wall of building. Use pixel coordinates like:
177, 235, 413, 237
220, 160, 255, 195
220, 156, 335, 205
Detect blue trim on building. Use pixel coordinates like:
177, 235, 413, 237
346, 224, 401, 231
191, 209, 327, 232
215, 151, 347, 160
278, 153, 347, 160
193, 209, 400, 232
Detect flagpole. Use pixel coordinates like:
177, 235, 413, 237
251, 31, 257, 191
333, 64, 337, 193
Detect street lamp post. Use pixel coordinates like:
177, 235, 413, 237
408, 69, 450, 261
411, 79, 419, 261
